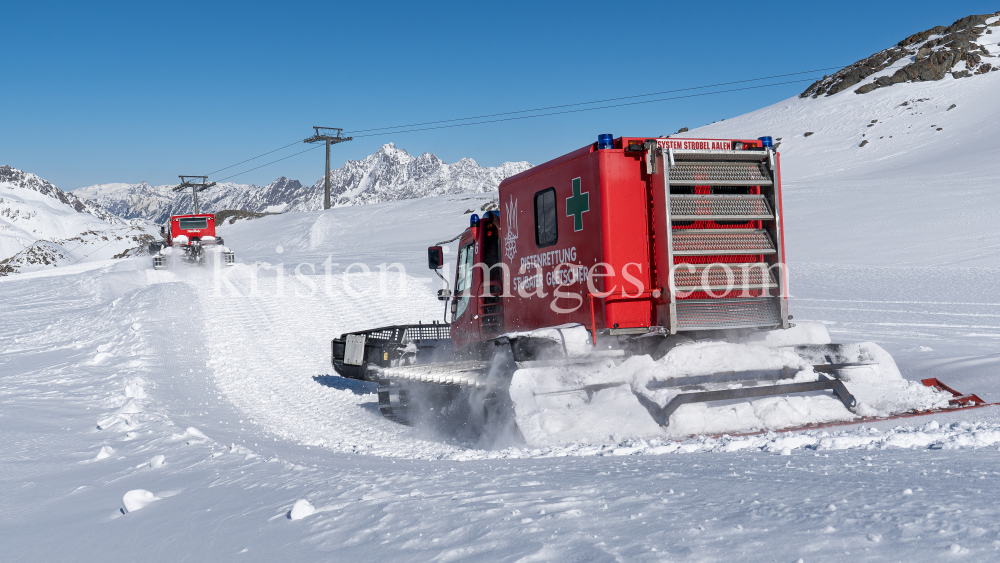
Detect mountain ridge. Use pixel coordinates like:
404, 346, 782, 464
0, 165, 157, 273
75, 144, 532, 223
802, 11, 1000, 98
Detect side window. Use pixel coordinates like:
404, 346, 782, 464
534, 188, 558, 248
453, 242, 475, 320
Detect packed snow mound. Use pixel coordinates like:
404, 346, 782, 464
802, 11, 1000, 97
288, 499, 316, 520
121, 489, 160, 513
74, 144, 532, 221
511, 329, 953, 447
506, 324, 595, 357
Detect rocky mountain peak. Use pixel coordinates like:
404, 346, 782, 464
1, 165, 119, 223
802, 11, 1000, 98
374, 143, 415, 164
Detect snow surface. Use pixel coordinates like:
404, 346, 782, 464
4, 71, 1000, 560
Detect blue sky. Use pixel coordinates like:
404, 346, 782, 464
3, 1, 996, 190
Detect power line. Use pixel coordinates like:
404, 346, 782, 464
201, 65, 844, 179
215, 76, 821, 181
207, 140, 303, 176
345, 66, 844, 135
351, 77, 820, 138
216, 145, 323, 182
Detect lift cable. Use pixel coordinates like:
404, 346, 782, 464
214, 76, 820, 181
207, 140, 304, 176
351, 77, 818, 138
345, 66, 844, 135
202, 65, 846, 179
216, 145, 323, 182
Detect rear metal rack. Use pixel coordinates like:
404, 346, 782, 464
636, 368, 858, 427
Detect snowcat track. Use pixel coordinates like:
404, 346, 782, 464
377, 362, 492, 425
382, 361, 491, 388
377, 378, 412, 425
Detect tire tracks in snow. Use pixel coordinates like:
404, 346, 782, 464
194, 264, 464, 459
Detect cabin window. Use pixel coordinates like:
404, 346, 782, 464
178, 217, 208, 230
453, 242, 475, 320
534, 188, 558, 248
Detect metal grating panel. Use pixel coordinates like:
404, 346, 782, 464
668, 161, 772, 186
674, 298, 782, 330
671, 263, 777, 289
402, 324, 451, 341
671, 149, 768, 162
347, 323, 450, 344
672, 229, 775, 255
670, 195, 773, 219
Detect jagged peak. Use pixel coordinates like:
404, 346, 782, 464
0, 165, 47, 186
414, 152, 446, 164
376, 142, 407, 156
451, 157, 480, 167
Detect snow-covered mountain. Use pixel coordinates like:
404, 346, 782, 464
304, 144, 532, 209
802, 11, 999, 97
75, 144, 532, 222
0, 165, 157, 275
72, 179, 288, 224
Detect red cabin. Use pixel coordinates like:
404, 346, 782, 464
448, 135, 789, 350
166, 214, 218, 245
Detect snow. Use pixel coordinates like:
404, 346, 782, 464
288, 499, 316, 520
121, 490, 160, 513
73, 144, 532, 222
0, 166, 158, 272
5, 60, 1000, 561
509, 336, 960, 445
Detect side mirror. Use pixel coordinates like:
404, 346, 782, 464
159, 225, 166, 236
428, 246, 444, 270
437, 289, 452, 301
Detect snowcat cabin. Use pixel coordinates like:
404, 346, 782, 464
492, 134, 789, 341
448, 211, 505, 351
165, 214, 219, 246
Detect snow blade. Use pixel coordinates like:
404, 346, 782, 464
634, 374, 857, 428
921, 378, 987, 407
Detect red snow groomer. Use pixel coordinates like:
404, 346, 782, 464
331, 135, 990, 436
149, 214, 235, 270
150, 176, 236, 270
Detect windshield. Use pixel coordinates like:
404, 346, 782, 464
178, 217, 208, 230
454, 242, 475, 320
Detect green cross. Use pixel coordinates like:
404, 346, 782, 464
566, 177, 589, 232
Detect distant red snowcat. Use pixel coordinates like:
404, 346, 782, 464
149, 213, 235, 269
